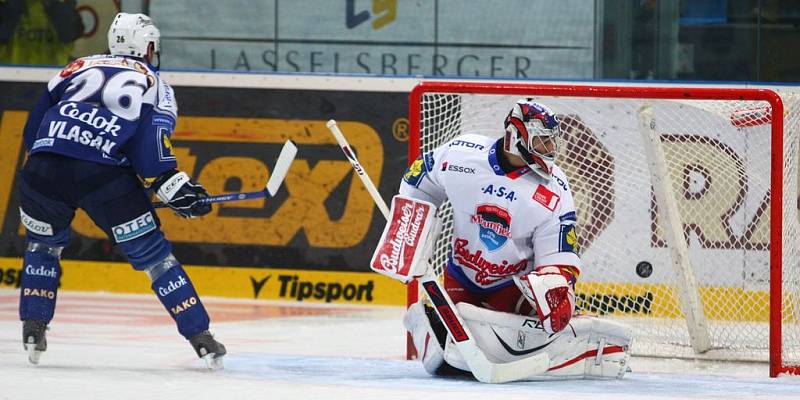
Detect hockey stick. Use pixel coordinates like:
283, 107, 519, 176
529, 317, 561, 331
326, 119, 549, 383
154, 140, 297, 208
326, 120, 390, 219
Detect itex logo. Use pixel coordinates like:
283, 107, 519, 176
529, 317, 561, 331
4, 115, 384, 249
346, 0, 396, 30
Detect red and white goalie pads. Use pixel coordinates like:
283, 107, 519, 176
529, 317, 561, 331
370, 195, 438, 283
514, 266, 578, 334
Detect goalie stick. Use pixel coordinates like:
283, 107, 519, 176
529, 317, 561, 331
326, 119, 549, 383
154, 140, 297, 208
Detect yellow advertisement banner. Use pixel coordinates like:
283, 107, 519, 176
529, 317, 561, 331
0, 257, 407, 306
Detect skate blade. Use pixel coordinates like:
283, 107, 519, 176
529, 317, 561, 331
201, 353, 224, 370
24, 342, 41, 365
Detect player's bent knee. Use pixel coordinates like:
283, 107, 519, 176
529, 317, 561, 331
116, 230, 172, 271
26, 242, 64, 259
142, 254, 180, 282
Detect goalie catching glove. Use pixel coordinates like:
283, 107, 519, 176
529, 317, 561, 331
370, 195, 439, 283
153, 170, 212, 218
514, 266, 578, 334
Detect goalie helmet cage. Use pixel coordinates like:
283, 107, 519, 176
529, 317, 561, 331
406, 81, 800, 377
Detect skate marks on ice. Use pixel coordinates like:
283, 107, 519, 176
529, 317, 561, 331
1, 290, 800, 400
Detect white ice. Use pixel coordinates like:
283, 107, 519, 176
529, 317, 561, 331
1, 290, 799, 400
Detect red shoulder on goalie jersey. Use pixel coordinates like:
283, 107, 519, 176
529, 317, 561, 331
386, 99, 632, 380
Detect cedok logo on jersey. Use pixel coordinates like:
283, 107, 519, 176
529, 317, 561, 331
58, 102, 122, 136
472, 204, 511, 251
533, 184, 560, 211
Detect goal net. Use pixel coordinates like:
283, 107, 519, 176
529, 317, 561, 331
407, 82, 800, 377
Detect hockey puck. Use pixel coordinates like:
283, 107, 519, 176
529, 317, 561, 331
636, 261, 653, 278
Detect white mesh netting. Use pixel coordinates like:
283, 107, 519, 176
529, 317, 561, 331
413, 84, 800, 372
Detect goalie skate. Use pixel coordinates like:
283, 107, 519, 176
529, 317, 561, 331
22, 320, 48, 365
190, 331, 226, 370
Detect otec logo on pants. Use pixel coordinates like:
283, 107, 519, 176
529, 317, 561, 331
112, 212, 156, 243
25, 264, 57, 279
158, 275, 187, 296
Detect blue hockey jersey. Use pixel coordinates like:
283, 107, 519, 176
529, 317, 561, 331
23, 54, 179, 181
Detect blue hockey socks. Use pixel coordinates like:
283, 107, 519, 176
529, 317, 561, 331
19, 249, 61, 323
151, 264, 210, 339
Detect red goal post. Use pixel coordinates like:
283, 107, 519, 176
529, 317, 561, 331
406, 81, 799, 377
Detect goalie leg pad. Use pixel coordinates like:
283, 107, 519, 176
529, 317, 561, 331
456, 303, 632, 379
404, 301, 470, 376
404, 301, 446, 375
546, 316, 632, 379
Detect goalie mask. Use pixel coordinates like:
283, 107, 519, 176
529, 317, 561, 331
108, 13, 161, 67
503, 99, 562, 180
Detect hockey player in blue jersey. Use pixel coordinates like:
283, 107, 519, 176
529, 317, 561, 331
17, 13, 226, 369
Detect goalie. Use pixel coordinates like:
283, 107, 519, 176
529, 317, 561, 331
374, 99, 632, 380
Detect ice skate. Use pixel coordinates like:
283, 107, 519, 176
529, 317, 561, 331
22, 320, 48, 365
189, 330, 226, 370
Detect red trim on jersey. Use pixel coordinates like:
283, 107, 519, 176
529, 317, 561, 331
547, 345, 626, 371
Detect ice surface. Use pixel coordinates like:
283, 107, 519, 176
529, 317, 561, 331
1, 290, 799, 400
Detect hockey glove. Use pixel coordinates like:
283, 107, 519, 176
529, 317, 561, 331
153, 170, 212, 218
514, 266, 576, 334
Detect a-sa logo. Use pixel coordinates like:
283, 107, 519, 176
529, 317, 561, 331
346, 0, 396, 29
481, 184, 517, 202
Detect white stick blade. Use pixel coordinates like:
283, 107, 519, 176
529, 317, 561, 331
266, 140, 298, 196
486, 352, 550, 383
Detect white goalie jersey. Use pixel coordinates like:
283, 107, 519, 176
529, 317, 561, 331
399, 134, 582, 293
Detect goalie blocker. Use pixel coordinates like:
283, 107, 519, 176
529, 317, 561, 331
370, 195, 437, 282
